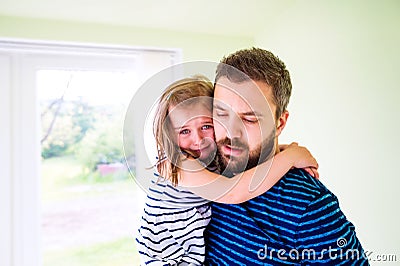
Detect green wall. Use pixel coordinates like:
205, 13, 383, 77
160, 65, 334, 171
0, 15, 253, 62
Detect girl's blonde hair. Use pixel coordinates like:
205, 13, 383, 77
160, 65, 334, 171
153, 75, 214, 186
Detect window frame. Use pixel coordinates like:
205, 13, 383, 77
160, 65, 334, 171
0, 38, 181, 266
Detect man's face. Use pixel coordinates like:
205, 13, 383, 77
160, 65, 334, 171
213, 77, 278, 176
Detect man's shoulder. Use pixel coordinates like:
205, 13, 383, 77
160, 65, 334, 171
271, 168, 336, 205
282, 168, 328, 190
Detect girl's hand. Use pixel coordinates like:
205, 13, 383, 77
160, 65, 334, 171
303, 167, 319, 179
282, 142, 320, 179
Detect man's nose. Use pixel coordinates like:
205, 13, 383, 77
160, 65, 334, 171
225, 115, 244, 139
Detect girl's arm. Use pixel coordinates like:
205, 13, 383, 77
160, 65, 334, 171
179, 142, 318, 204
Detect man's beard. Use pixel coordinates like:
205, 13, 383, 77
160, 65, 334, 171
216, 130, 275, 177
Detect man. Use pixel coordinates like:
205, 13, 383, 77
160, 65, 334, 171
205, 48, 369, 265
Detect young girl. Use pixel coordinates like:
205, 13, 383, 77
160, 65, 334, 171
136, 76, 318, 265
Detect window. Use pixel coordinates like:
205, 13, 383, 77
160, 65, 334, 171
0, 39, 181, 266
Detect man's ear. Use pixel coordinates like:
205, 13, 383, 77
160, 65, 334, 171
276, 110, 289, 137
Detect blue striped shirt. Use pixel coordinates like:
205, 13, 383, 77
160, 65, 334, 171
204, 169, 369, 265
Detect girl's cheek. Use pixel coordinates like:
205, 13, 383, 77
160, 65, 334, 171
178, 138, 187, 150
207, 130, 215, 140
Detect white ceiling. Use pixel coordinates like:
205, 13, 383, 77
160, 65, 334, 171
0, 0, 296, 37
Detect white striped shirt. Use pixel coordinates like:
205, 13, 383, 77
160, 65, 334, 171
136, 173, 211, 265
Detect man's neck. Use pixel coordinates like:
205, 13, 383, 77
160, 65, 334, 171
274, 139, 280, 155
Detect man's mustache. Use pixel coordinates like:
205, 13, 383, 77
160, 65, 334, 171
216, 137, 248, 151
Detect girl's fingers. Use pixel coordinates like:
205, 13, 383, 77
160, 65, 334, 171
304, 167, 319, 179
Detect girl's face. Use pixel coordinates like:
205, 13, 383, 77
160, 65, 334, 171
168, 103, 216, 162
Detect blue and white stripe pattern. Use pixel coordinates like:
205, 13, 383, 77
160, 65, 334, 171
136, 174, 211, 265
204, 169, 369, 265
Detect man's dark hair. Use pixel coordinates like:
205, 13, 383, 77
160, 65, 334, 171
215, 47, 292, 118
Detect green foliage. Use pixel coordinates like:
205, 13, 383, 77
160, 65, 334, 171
41, 143, 68, 158
71, 100, 95, 143
41, 156, 136, 202
75, 169, 129, 184
43, 237, 139, 266
75, 108, 126, 173
41, 94, 131, 182
41, 99, 95, 158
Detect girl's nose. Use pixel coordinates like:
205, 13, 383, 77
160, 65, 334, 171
191, 130, 203, 147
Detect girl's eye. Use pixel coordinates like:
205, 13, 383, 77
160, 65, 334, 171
180, 129, 190, 135
201, 124, 213, 130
